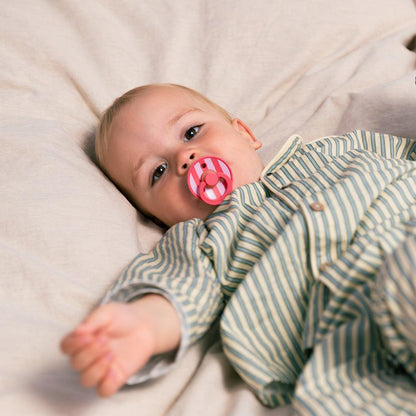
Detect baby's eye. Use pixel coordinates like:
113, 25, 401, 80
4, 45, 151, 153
152, 163, 167, 185
184, 125, 201, 142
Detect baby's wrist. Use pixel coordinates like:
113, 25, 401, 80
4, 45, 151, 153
129, 295, 181, 355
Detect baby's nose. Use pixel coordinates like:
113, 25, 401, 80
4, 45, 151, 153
177, 151, 196, 175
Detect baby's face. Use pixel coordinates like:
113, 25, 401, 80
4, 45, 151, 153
102, 85, 264, 226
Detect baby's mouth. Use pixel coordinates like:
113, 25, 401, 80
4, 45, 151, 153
187, 156, 233, 205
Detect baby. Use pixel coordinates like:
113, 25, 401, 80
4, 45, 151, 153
61, 84, 416, 414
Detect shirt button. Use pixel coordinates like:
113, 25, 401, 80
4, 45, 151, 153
310, 201, 324, 211
319, 262, 330, 272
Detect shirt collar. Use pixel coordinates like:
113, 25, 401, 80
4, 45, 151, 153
260, 135, 303, 178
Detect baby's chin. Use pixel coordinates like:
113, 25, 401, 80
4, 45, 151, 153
164, 202, 217, 227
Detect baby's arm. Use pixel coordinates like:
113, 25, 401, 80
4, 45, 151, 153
60, 294, 181, 397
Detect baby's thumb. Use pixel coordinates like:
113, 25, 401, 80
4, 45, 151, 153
75, 303, 114, 335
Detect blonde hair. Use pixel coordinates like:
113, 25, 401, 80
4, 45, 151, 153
95, 83, 232, 170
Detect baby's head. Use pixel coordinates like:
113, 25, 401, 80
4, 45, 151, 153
95, 83, 264, 227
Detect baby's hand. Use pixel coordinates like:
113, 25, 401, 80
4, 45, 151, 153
60, 301, 157, 397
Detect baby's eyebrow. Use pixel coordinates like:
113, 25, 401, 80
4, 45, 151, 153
168, 108, 201, 127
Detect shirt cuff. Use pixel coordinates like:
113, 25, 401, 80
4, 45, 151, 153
100, 283, 190, 384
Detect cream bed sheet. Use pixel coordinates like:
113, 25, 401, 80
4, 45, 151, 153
1, 1, 416, 415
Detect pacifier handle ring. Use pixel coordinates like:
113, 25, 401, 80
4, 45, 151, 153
198, 172, 232, 205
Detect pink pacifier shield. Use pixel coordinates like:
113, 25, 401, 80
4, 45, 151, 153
187, 156, 233, 205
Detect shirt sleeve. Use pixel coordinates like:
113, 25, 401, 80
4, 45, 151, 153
100, 218, 224, 383
312, 130, 416, 160
351, 130, 416, 160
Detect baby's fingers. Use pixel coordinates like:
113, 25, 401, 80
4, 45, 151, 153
61, 303, 118, 355
60, 332, 92, 356
71, 337, 110, 372
97, 361, 128, 398
75, 303, 119, 335
80, 351, 114, 389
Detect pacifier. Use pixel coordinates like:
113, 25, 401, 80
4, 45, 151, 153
187, 156, 233, 205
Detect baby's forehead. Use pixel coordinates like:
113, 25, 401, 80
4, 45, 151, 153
115, 85, 228, 130
133, 85, 207, 108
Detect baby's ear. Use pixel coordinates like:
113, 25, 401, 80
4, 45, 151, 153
231, 118, 262, 150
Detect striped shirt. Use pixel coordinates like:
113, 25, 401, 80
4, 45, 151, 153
103, 131, 416, 414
